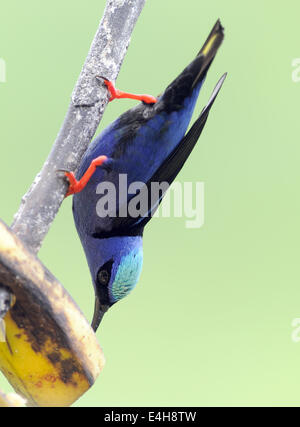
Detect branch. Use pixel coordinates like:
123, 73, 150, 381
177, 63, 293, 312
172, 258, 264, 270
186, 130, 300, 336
11, 0, 146, 254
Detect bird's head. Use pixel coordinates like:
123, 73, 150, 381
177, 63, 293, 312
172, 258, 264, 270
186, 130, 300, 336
81, 234, 143, 331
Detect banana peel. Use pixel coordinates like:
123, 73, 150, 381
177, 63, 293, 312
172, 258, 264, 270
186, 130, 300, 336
0, 219, 105, 406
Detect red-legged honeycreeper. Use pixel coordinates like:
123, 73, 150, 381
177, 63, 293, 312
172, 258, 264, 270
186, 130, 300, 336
64, 20, 226, 331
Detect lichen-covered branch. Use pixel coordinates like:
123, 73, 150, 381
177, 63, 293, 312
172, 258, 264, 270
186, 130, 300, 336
11, 0, 146, 254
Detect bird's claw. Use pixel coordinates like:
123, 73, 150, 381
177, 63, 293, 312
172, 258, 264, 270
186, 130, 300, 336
56, 170, 77, 197
58, 155, 109, 197
64, 172, 78, 197
96, 75, 157, 104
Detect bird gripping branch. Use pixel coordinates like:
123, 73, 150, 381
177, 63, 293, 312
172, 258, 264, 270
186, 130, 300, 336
64, 20, 226, 331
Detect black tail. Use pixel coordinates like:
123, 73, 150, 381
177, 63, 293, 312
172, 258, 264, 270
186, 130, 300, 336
161, 20, 224, 112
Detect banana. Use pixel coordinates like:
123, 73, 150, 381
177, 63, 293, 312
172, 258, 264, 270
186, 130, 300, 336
0, 219, 105, 407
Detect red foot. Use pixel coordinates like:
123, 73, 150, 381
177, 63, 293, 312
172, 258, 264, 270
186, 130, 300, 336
64, 155, 108, 197
100, 77, 157, 104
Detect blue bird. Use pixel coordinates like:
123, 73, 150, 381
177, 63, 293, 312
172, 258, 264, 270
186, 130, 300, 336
64, 20, 226, 331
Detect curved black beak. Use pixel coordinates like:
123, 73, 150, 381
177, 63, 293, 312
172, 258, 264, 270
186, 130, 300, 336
91, 295, 109, 332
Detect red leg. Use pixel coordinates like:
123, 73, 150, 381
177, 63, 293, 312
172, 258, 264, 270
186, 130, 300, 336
100, 78, 157, 104
64, 155, 108, 197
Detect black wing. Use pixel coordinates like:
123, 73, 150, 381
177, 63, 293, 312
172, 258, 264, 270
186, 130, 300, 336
137, 73, 227, 228
92, 74, 227, 238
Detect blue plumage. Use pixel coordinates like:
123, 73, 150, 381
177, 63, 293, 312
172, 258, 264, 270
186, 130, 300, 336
70, 20, 226, 330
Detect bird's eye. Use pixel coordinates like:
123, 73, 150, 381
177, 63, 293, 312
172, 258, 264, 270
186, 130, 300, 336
97, 269, 109, 285
97, 259, 114, 287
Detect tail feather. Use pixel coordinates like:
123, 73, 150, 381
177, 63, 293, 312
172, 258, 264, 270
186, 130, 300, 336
193, 19, 224, 88
161, 20, 224, 111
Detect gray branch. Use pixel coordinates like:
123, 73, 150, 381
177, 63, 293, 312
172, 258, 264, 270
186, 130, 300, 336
11, 0, 146, 254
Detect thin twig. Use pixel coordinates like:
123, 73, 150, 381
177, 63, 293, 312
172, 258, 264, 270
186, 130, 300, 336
11, 0, 146, 254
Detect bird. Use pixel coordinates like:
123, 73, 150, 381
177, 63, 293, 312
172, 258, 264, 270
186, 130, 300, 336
63, 20, 226, 331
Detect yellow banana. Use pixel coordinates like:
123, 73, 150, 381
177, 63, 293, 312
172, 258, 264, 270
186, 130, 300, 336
0, 219, 105, 407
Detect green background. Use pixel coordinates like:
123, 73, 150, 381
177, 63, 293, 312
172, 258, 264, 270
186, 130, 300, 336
0, 0, 300, 407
